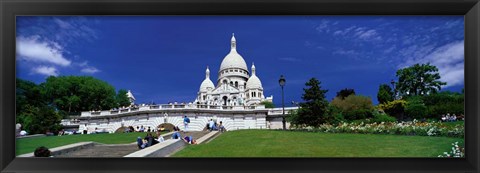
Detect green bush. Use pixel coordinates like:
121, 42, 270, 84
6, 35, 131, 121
331, 95, 374, 121
372, 110, 397, 123
344, 109, 373, 120
422, 91, 464, 117
405, 103, 427, 119
405, 96, 427, 119
325, 105, 345, 124
377, 100, 407, 120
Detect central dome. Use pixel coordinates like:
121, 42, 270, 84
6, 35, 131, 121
219, 34, 248, 72
219, 52, 248, 72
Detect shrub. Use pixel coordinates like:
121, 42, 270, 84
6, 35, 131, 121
372, 110, 397, 123
331, 95, 374, 121
422, 91, 464, 117
259, 101, 275, 108
405, 96, 427, 119
325, 105, 345, 125
377, 100, 407, 120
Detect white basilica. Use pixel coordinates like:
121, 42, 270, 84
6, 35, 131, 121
195, 34, 273, 107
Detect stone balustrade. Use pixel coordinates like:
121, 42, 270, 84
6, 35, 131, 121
79, 104, 278, 117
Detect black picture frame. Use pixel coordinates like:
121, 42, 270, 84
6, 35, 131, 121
1, 0, 479, 173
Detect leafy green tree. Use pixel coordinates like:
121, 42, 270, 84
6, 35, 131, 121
377, 84, 394, 104
259, 101, 275, 108
16, 78, 45, 113
42, 76, 117, 113
17, 105, 62, 134
116, 89, 131, 107
288, 78, 329, 127
336, 88, 355, 100
395, 63, 446, 96
331, 95, 374, 121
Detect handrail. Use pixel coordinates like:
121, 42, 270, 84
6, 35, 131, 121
78, 104, 298, 118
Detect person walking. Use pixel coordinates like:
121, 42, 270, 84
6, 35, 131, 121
183, 116, 190, 132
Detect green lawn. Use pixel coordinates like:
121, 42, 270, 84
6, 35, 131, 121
16, 132, 148, 155
173, 130, 464, 157
441, 121, 464, 128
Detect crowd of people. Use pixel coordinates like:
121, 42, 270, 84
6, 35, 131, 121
136, 131, 165, 149
124, 125, 156, 133
205, 119, 226, 132
441, 113, 465, 122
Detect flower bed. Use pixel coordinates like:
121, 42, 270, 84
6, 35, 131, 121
438, 142, 465, 157
298, 120, 464, 138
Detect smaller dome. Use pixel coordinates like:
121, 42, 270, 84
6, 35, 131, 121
199, 79, 215, 92
199, 66, 215, 92
246, 63, 263, 89
126, 90, 135, 100
246, 75, 263, 89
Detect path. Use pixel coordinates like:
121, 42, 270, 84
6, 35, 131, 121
55, 131, 211, 157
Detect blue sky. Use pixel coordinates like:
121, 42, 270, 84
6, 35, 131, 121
16, 16, 464, 106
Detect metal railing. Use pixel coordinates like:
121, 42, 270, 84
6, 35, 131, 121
79, 104, 275, 117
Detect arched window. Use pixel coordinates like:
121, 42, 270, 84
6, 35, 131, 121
235, 81, 238, 88
223, 80, 227, 85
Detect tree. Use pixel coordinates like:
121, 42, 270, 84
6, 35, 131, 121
259, 101, 275, 108
331, 95, 374, 121
377, 84, 394, 104
16, 78, 45, 113
395, 63, 446, 96
288, 78, 329, 127
336, 88, 355, 100
16, 78, 61, 134
116, 89, 131, 107
17, 105, 62, 134
42, 76, 118, 113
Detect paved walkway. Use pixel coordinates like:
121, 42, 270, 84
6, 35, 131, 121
56, 131, 211, 157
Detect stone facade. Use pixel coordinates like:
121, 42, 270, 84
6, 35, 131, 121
195, 34, 273, 107
64, 105, 297, 133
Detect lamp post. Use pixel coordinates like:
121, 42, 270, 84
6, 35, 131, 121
279, 75, 286, 130
391, 79, 396, 100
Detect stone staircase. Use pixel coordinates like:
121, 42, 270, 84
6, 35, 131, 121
55, 143, 138, 157
51, 131, 212, 157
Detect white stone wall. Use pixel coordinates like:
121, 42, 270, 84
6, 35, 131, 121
80, 113, 270, 133
268, 117, 291, 130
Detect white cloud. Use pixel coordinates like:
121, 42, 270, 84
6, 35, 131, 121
78, 61, 100, 74
16, 36, 71, 66
315, 20, 333, 33
332, 25, 381, 41
81, 67, 100, 74
32, 66, 59, 76
333, 49, 358, 56
399, 40, 464, 88
279, 57, 300, 62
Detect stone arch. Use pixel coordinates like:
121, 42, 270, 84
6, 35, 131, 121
114, 126, 130, 133
223, 96, 228, 105
157, 123, 176, 132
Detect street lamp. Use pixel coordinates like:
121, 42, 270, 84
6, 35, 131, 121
279, 75, 286, 130
391, 79, 397, 100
